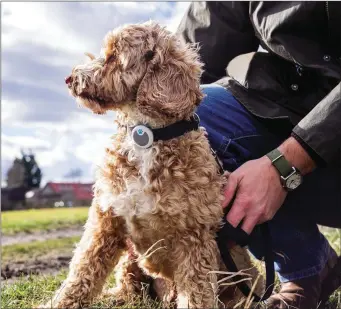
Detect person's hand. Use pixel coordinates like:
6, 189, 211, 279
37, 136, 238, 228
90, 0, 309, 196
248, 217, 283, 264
222, 156, 287, 234
222, 137, 316, 234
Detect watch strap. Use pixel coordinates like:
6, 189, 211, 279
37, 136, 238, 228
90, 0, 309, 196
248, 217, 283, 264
266, 149, 293, 178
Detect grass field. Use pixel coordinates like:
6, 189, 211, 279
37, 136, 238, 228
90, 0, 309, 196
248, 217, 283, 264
1, 271, 165, 309
2, 207, 88, 235
2, 236, 81, 264
1, 207, 340, 308
322, 227, 341, 255
2, 269, 340, 309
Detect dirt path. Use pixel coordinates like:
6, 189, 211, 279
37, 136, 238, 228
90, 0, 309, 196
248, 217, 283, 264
2, 227, 84, 246
1, 254, 72, 284
2, 227, 84, 284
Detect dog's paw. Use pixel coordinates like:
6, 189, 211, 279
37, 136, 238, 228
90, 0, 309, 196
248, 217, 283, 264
151, 278, 177, 307
103, 286, 132, 306
36, 298, 83, 309
35, 300, 62, 309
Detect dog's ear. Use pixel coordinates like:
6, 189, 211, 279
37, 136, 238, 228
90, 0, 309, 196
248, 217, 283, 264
136, 37, 204, 121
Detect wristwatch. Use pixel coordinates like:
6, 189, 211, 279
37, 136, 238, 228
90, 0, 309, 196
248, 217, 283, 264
266, 149, 303, 191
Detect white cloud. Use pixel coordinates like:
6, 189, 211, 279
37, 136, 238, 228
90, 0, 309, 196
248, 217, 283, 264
1, 143, 21, 162
2, 134, 51, 150
1, 2, 190, 185
74, 132, 111, 165
2, 3, 90, 56
165, 2, 191, 33
1, 99, 29, 123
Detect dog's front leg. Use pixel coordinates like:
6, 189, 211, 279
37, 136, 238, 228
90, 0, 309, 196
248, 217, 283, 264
107, 239, 154, 304
44, 202, 127, 309
174, 237, 220, 309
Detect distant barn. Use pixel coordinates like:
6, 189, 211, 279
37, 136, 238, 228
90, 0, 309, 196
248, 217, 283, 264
22, 182, 93, 209
35, 182, 94, 208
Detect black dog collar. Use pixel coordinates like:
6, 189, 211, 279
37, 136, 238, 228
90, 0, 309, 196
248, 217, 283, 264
130, 114, 200, 148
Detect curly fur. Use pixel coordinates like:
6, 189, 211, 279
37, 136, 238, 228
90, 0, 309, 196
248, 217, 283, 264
45, 21, 263, 309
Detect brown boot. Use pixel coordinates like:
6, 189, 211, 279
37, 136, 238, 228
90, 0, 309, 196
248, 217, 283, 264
265, 255, 339, 309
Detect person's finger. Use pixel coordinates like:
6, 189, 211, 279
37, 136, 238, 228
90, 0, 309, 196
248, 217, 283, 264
257, 212, 274, 225
199, 126, 208, 137
225, 200, 245, 228
241, 215, 259, 235
222, 174, 238, 208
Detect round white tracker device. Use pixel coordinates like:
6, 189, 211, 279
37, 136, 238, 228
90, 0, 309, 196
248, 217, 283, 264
131, 125, 154, 148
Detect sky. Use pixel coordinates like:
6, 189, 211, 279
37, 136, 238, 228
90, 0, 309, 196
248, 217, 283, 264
1, 2, 191, 186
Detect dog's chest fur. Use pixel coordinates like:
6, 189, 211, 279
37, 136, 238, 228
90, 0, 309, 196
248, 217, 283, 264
98, 133, 157, 223
95, 127, 225, 251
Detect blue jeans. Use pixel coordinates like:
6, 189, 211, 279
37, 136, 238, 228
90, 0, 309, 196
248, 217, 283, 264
197, 84, 340, 282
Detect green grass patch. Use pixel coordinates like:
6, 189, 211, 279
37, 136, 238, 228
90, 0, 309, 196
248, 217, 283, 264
322, 227, 341, 255
2, 269, 339, 309
1, 271, 118, 309
91, 296, 166, 309
2, 236, 81, 264
2, 207, 89, 235
1, 270, 167, 309
1, 271, 68, 309
328, 290, 341, 309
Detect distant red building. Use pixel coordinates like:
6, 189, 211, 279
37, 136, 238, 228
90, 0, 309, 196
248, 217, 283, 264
28, 182, 94, 208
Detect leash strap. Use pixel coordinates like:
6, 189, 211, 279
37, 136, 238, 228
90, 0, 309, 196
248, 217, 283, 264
213, 151, 275, 302
217, 220, 275, 302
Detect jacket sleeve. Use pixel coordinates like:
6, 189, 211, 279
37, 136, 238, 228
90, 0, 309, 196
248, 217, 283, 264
176, 2, 259, 84
292, 82, 341, 166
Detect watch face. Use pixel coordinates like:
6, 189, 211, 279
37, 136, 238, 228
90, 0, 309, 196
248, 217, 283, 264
286, 173, 302, 190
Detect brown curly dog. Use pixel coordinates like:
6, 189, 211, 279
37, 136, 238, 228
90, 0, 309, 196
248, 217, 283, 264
45, 21, 263, 309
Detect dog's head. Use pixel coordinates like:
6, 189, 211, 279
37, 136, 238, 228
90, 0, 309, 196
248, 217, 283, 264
66, 21, 203, 123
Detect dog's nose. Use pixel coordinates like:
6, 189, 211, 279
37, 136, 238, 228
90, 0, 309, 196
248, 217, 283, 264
65, 75, 73, 85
